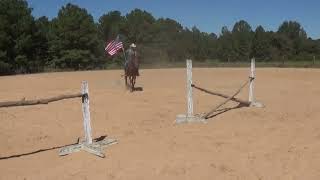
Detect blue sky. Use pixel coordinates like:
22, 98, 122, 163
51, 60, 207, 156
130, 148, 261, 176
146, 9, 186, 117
27, 0, 320, 39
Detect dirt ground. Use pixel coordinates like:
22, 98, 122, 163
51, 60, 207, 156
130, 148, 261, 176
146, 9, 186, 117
1, 67, 320, 180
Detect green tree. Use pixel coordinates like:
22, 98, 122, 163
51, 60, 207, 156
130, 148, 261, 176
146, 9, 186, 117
151, 18, 184, 62
31, 16, 50, 71
125, 9, 156, 63
98, 11, 127, 66
190, 26, 206, 60
278, 21, 307, 40
232, 20, 253, 61
98, 11, 126, 41
49, 3, 101, 70
125, 9, 155, 44
317, 40, 320, 56
271, 32, 292, 61
218, 26, 235, 62
277, 21, 307, 57
0, 0, 39, 74
251, 26, 271, 61
2, 1, 320, 74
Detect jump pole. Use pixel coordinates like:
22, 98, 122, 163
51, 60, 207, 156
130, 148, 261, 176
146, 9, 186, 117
59, 81, 117, 158
176, 58, 264, 124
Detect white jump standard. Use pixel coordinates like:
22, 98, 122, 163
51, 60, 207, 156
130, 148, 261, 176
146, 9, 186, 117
176, 59, 264, 124
0, 81, 117, 158
176, 59, 207, 124
59, 81, 117, 158
248, 58, 264, 108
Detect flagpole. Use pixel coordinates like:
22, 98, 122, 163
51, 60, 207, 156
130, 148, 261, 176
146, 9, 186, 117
122, 47, 127, 78
117, 34, 127, 62
122, 47, 127, 62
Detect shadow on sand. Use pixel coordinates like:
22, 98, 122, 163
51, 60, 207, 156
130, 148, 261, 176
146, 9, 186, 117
132, 87, 143, 92
205, 103, 247, 119
0, 136, 107, 160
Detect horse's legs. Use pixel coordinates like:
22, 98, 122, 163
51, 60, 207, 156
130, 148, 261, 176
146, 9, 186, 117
125, 75, 129, 88
129, 76, 133, 92
133, 76, 136, 89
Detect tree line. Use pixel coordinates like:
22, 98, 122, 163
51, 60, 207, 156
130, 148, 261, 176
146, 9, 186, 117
1, 0, 319, 75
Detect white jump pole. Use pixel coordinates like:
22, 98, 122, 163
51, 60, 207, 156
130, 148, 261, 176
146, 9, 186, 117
249, 58, 255, 104
186, 59, 194, 117
82, 81, 92, 144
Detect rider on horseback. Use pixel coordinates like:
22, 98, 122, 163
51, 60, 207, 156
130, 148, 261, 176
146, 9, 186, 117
124, 43, 140, 91
125, 43, 139, 76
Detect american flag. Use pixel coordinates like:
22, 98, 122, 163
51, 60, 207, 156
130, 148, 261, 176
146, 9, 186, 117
105, 36, 123, 56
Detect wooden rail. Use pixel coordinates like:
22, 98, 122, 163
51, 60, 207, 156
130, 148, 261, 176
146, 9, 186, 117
0, 93, 83, 108
191, 83, 251, 106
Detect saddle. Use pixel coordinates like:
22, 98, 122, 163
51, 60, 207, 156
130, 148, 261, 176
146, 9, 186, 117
125, 60, 139, 76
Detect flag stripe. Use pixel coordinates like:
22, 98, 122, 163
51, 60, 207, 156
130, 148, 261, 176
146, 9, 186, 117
106, 42, 122, 52
108, 48, 121, 54
107, 44, 123, 55
107, 43, 123, 53
106, 42, 122, 50
105, 40, 113, 50
106, 42, 116, 51
105, 37, 123, 56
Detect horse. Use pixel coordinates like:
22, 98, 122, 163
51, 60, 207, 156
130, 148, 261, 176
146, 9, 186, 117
124, 55, 139, 92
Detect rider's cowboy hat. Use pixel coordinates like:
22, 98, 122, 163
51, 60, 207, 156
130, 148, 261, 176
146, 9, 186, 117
130, 43, 137, 48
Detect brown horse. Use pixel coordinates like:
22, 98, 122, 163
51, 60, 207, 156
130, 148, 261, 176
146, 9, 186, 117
125, 55, 139, 92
